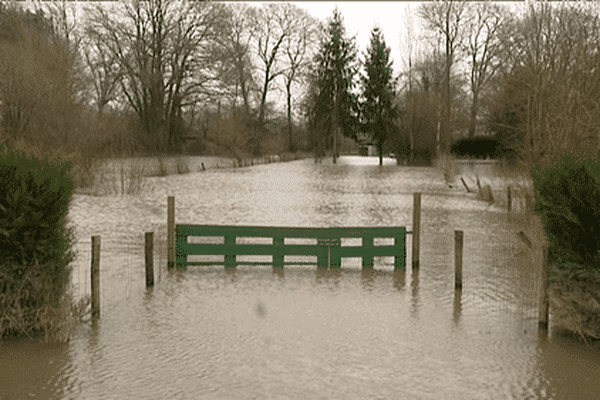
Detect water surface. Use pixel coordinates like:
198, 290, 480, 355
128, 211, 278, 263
2, 156, 599, 399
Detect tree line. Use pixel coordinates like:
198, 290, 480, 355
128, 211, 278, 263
1, 0, 600, 170
0, 0, 321, 163
308, 1, 600, 168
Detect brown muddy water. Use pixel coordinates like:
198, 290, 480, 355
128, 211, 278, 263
1, 156, 599, 399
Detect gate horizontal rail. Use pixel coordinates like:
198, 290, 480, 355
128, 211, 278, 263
175, 224, 407, 270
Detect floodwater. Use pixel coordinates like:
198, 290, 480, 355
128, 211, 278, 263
2, 156, 599, 399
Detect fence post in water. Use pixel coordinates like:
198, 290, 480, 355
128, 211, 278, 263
454, 230, 463, 290
145, 232, 154, 287
507, 185, 512, 213
91, 236, 101, 319
539, 245, 550, 332
168, 196, 175, 269
412, 193, 421, 269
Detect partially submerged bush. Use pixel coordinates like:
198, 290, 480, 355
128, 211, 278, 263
1, 260, 90, 342
0, 143, 79, 341
551, 262, 600, 344
532, 148, 600, 343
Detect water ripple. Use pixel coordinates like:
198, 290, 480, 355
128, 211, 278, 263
7, 156, 596, 399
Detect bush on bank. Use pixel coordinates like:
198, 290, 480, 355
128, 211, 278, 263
532, 149, 600, 267
532, 148, 600, 342
0, 144, 84, 341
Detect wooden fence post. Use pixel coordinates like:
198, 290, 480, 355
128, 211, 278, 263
507, 185, 512, 213
412, 193, 421, 269
145, 232, 154, 287
455, 230, 463, 290
91, 236, 100, 319
168, 196, 175, 269
539, 245, 550, 332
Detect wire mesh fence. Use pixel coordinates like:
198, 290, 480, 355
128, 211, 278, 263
460, 226, 543, 333
66, 183, 548, 334
69, 223, 168, 314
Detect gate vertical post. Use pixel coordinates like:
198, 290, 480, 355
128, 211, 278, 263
167, 196, 175, 269
317, 245, 328, 268
224, 235, 236, 269
273, 236, 284, 269
317, 231, 328, 268
394, 229, 406, 271
412, 193, 421, 269
330, 237, 341, 269
362, 235, 374, 269
91, 236, 101, 320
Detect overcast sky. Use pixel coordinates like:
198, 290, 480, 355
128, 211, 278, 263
295, 1, 525, 77
297, 2, 424, 74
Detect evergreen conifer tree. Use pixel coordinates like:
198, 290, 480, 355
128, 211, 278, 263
308, 8, 359, 163
361, 26, 397, 166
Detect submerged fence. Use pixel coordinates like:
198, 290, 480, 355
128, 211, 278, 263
69, 226, 168, 319
73, 191, 550, 334
168, 195, 421, 271
168, 193, 550, 332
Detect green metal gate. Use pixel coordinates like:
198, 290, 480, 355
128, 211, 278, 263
176, 225, 406, 270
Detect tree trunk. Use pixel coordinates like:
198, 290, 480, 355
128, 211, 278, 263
444, 9, 452, 154
259, 76, 269, 127
333, 91, 338, 164
286, 81, 293, 151
469, 91, 478, 138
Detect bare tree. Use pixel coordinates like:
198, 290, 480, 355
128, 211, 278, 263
419, 0, 467, 155
399, 4, 421, 163
491, 1, 600, 168
280, 4, 320, 151
212, 3, 258, 118
85, 0, 226, 153
0, 2, 81, 149
81, 29, 122, 113
254, 3, 288, 128
463, 2, 505, 138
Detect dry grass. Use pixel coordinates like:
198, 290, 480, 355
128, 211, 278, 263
434, 153, 460, 184
1, 262, 90, 343
550, 263, 600, 345
90, 162, 152, 196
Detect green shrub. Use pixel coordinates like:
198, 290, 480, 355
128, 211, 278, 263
0, 144, 76, 339
532, 149, 600, 267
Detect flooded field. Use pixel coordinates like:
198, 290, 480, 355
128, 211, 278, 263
1, 156, 599, 399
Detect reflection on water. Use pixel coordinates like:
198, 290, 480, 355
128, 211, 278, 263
2, 156, 600, 399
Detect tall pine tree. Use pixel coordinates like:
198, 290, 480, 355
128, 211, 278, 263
361, 26, 397, 166
308, 8, 359, 163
